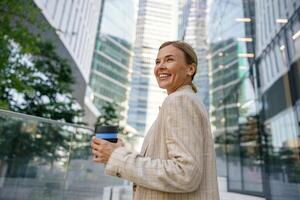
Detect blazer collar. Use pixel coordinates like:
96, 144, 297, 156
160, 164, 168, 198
172, 84, 194, 94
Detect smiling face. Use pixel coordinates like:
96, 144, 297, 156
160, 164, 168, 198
154, 45, 195, 95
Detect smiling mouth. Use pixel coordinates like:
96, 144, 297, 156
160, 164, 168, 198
158, 73, 171, 80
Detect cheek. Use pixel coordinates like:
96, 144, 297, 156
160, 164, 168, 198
170, 65, 186, 78
153, 66, 158, 76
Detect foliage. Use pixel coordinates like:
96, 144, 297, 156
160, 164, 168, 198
96, 102, 129, 136
0, 1, 84, 176
0, 0, 83, 123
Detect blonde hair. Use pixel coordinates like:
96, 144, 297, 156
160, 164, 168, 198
159, 41, 198, 93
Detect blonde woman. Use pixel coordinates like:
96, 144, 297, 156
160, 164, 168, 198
92, 41, 220, 200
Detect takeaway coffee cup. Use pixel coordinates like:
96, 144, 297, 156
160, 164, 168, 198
95, 125, 118, 143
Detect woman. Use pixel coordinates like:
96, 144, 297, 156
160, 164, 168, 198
91, 41, 220, 199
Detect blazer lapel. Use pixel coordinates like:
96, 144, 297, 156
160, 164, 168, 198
140, 119, 157, 156
140, 140, 149, 156
140, 128, 152, 156
140, 104, 163, 156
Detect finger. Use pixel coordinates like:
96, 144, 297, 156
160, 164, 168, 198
98, 138, 108, 145
93, 155, 101, 162
91, 141, 97, 148
91, 138, 96, 148
93, 155, 105, 163
92, 149, 100, 157
91, 142, 98, 149
94, 137, 108, 145
92, 137, 102, 144
92, 143, 103, 152
92, 150, 106, 162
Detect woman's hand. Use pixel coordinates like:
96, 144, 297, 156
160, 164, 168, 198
91, 137, 124, 164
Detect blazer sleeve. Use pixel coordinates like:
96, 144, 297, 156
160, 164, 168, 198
104, 94, 206, 193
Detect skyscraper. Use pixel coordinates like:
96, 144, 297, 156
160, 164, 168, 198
34, 0, 102, 106
88, 0, 136, 125
208, 0, 300, 199
178, 0, 209, 110
207, 0, 259, 195
255, 0, 300, 199
127, 0, 178, 135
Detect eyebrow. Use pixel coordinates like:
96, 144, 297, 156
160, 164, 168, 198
155, 54, 175, 61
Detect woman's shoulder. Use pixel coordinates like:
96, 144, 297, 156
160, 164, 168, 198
161, 87, 208, 114
162, 89, 203, 110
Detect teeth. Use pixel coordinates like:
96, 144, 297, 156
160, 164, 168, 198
159, 74, 170, 78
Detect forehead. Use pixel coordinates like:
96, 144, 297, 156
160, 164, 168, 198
157, 45, 184, 59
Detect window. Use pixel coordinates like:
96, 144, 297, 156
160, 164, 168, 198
292, 20, 300, 58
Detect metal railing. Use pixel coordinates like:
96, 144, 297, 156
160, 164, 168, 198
0, 108, 93, 131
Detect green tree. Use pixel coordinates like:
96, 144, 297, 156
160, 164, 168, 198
0, 1, 83, 122
1, 1, 41, 109
96, 102, 129, 136
0, 0, 84, 177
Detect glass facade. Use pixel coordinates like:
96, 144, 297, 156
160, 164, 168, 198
89, 0, 136, 121
256, 1, 300, 199
34, 0, 101, 82
33, 0, 102, 108
127, 0, 177, 135
208, 0, 300, 199
178, 0, 210, 110
0, 110, 123, 199
208, 0, 257, 189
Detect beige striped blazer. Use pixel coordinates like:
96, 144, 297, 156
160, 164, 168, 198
105, 85, 220, 199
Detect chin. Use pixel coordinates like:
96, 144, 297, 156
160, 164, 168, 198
157, 82, 168, 89
158, 85, 167, 90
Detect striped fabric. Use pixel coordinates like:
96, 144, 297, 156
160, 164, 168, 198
105, 85, 220, 199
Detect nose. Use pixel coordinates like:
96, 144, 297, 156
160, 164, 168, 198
155, 62, 166, 75
156, 61, 167, 69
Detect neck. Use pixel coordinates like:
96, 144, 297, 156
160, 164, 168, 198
167, 83, 192, 95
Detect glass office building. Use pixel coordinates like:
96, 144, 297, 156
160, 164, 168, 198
33, 0, 101, 107
127, 0, 177, 134
255, 0, 300, 199
178, 0, 209, 110
89, 0, 136, 123
207, 0, 258, 191
208, 0, 300, 199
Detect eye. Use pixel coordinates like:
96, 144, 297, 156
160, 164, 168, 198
155, 60, 160, 64
167, 58, 173, 62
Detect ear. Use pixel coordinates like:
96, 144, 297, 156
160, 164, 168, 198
187, 63, 196, 76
